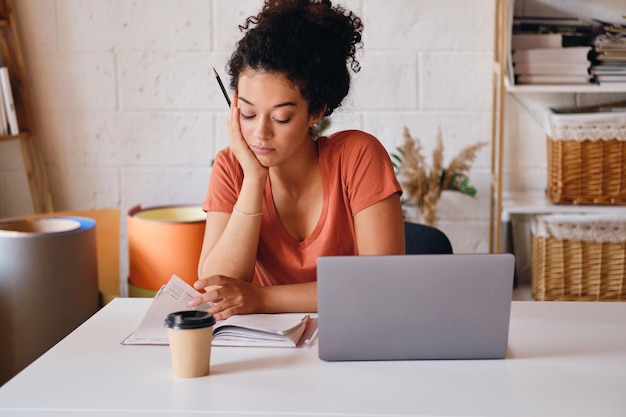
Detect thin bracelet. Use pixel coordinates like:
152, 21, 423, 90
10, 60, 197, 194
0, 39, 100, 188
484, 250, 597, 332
232, 206, 263, 217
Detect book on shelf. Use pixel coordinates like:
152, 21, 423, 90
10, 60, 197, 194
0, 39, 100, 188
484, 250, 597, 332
513, 62, 591, 76
592, 19, 626, 36
508, 13, 598, 86
589, 33, 626, 84
122, 275, 317, 348
590, 63, 626, 76
511, 33, 594, 50
512, 47, 593, 85
516, 74, 595, 85
594, 34, 626, 50
512, 46, 593, 63
0, 81, 7, 136
513, 16, 593, 34
595, 74, 626, 83
0, 66, 19, 135
593, 25, 626, 70
592, 49, 626, 60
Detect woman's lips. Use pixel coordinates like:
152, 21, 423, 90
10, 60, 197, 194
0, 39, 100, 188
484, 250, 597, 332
250, 145, 273, 155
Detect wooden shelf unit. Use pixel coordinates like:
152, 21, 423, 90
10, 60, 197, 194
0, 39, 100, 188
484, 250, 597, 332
490, 0, 626, 253
0, 0, 53, 213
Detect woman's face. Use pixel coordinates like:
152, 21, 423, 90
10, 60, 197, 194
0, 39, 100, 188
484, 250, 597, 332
236, 69, 321, 168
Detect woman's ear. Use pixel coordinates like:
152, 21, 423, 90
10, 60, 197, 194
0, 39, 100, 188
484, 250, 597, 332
310, 106, 327, 127
308, 106, 329, 139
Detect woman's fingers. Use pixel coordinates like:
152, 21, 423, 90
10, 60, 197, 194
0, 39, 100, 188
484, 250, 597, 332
189, 275, 263, 320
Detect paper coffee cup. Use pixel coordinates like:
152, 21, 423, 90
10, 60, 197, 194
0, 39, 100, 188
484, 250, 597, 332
165, 311, 216, 378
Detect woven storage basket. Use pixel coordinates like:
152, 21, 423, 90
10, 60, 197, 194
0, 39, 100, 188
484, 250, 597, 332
547, 106, 626, 205
531, 214, 626, 301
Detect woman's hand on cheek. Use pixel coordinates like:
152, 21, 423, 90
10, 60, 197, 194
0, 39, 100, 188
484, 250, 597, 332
189, 275, 265, 321
228, 91, 268, 181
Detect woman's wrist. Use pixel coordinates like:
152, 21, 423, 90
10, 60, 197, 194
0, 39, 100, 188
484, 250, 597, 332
234, 175, 266, 216
242, 171, 268, 189
232, 206, 262, 217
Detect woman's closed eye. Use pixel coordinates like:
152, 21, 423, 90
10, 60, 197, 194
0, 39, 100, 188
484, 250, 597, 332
272, 111, 294, 124
273, 117, 291, 124
240, 113, 291, 124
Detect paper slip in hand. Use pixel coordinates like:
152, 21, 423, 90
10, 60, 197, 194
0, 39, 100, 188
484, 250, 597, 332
123, 274, 209, 345
122, 275, 316, 348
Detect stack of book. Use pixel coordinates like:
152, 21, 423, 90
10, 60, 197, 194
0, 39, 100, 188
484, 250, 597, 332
589, 21, 626, 84
511, 16, 595, 85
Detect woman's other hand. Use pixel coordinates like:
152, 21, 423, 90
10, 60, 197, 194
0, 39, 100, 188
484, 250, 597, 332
189, 275, 265, 321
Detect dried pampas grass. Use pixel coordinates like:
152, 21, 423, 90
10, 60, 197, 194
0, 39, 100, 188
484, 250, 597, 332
393, 127, 487, 226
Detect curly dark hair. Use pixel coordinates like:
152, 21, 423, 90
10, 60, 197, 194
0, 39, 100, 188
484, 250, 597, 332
228, 0, 363, 118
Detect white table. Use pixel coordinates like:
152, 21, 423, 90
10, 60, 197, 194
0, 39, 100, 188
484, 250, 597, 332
1, 298, 625, 417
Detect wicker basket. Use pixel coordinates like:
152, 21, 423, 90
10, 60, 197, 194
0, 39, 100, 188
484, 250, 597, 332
547, 105, 626, 205
531, 214, 626, 301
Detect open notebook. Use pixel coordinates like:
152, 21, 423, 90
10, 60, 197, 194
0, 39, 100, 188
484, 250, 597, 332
122, 275, 317, 348
317, 253, 515, 361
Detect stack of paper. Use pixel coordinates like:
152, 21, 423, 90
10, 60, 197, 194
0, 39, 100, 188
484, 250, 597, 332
512, 47, 594, 84
591, 33, 626, 84
511, 16, 594, 85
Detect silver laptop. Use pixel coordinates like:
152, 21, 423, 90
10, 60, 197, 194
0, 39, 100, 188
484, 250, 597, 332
317, 253, 515, 361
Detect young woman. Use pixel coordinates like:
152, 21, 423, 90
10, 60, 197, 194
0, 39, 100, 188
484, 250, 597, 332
190, 0, 405, 320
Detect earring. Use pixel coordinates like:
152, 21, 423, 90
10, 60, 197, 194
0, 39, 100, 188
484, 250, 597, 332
309, 123, 318, 141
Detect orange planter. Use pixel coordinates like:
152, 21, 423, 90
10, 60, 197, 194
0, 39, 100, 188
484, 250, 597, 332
128, 205, 206, 291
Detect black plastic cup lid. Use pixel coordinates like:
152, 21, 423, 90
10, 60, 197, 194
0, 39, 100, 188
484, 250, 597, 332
164, 310, 215, 329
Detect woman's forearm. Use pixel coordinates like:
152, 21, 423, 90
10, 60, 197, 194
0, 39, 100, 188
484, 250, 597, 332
259, 280, 318, 313
198, 176, 266, 281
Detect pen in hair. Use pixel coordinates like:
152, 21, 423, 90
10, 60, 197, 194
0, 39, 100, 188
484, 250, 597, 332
213, 67, 231, 107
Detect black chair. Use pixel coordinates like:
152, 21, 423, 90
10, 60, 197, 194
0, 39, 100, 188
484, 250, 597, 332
403, 221, 453, 255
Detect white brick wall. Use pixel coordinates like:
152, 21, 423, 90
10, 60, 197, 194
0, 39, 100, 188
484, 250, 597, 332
5, 0, 622, 290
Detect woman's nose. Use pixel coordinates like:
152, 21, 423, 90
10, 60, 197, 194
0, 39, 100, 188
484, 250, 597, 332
253, 117, 272, 140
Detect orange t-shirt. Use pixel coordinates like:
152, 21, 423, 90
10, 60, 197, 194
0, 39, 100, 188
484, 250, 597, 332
203, 130, 402, 286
